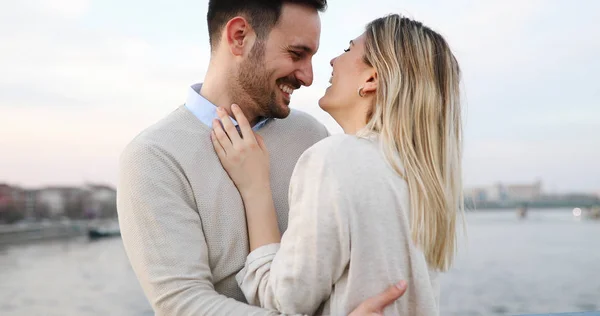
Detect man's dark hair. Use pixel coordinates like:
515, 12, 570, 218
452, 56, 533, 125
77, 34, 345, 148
207, 0, 327, 49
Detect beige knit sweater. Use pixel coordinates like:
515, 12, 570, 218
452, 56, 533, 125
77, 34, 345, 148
117, 105, 329, 315
236, 134, 441, 316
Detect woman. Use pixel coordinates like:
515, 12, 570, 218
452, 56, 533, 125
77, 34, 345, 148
210, 14, 463, 315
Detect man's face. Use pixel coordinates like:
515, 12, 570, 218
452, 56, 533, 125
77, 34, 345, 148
237, 3, 321, 119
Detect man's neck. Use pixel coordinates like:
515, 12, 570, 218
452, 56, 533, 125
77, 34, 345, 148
200, 66, 262, 127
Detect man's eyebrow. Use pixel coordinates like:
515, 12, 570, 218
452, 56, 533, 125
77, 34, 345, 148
289, 45, 315, 54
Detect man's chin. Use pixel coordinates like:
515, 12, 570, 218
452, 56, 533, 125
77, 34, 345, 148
269, 102, 291, 119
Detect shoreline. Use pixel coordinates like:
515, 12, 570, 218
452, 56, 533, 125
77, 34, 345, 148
0, 218, 119, 245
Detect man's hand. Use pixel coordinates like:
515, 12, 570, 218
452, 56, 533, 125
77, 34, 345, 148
348, 281, 407, 316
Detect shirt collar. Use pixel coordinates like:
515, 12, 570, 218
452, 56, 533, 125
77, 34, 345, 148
185, 83, 270, 131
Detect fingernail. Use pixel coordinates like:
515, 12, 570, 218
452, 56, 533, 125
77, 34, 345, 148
216, 107, 222, 112
396, 281, 407, 290
232, 104, 238, 110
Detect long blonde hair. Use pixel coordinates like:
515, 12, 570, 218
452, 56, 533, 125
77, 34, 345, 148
359, 14, 463, 271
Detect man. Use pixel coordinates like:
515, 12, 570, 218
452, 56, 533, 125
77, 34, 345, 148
117, 1, 405, 315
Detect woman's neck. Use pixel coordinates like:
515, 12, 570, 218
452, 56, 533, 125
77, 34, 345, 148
341, 122, 367, 135
338, 109, 369, 135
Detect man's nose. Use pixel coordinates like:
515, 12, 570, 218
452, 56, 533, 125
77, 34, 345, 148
296, 61, 314, 87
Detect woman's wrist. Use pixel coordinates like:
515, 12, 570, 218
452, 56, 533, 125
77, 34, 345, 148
240, 182, 272, 202
242, 192, 275, 217
241, 184, 281, 250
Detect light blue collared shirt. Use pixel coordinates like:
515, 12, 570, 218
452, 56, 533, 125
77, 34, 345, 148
185, 83, 270, 131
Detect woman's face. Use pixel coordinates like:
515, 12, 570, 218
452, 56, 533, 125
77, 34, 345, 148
319, 33, 374, 122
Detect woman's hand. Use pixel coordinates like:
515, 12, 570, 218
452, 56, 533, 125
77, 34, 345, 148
210, 104, 270, 199
211, 104, 280, 251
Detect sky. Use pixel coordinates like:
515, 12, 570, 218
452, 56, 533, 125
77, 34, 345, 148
0, 0, 599, 194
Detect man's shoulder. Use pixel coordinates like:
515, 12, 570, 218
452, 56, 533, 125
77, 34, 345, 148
287, 108, 322, 125
121, 105, 201, 160
269, 109, 329, 139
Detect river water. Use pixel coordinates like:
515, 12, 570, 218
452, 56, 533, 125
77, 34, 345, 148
0, 209, 598, 316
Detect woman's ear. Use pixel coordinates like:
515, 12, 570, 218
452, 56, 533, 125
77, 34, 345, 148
362, 70, 378, 95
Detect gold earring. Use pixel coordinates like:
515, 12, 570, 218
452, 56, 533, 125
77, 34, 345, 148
358, 87, 365, 97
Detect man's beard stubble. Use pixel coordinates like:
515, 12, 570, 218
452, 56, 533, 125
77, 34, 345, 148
236, 42, 290, 120
234, 42, 301, 119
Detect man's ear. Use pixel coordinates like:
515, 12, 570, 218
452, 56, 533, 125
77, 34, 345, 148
362, 70, 378, 95
224, 17, 254, 56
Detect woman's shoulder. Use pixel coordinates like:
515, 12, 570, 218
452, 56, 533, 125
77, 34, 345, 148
306, 134, 371, 155
297, 134, 380, 170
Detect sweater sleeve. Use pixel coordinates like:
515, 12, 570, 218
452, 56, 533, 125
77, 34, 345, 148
117, 139, 279, 316
235, 141, 351, 315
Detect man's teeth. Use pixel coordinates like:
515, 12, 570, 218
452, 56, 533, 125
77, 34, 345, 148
279, 85, 294, 94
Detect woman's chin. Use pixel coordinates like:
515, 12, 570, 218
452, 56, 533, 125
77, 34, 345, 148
318, 96, 328, 110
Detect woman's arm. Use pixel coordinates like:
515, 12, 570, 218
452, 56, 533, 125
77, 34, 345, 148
239, 187, 281, 251
211, 105, 350, 314
210, 104, 281, 251
235, 143, 352, 314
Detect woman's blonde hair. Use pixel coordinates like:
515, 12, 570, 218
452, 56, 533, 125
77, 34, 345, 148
359, 14, 463, 271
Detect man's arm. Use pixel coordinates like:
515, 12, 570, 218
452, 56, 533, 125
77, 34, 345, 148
117, 139, 277, 316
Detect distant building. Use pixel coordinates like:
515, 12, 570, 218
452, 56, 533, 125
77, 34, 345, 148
506, 181, 542, 202
82, 184, 117, 219
36, 186, 84, 219
0, 184, 15, 208
23, 189, 38, 219
486, 183, 508, 201
0, 183, 118, 221
464, 187, 488, 203
464, 182, 508, 203
0, 183, 26, 223
465, 181, 542, 203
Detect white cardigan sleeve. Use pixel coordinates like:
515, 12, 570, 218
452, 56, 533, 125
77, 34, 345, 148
236, 142, 352, 315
